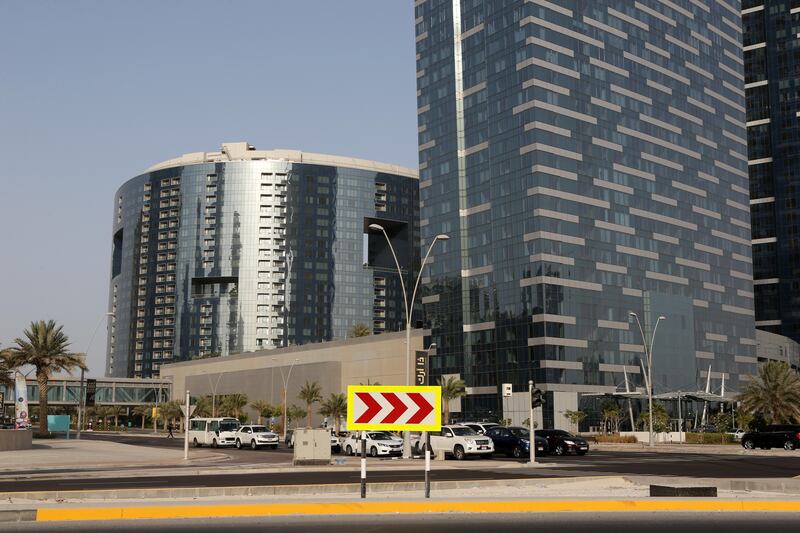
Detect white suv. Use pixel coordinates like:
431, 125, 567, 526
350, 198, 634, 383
235, 425, 280, 449
342, 431, 404, 457
430, 425, 494, 460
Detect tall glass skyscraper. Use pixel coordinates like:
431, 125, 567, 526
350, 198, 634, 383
742, 1, 800, 343
415, 0, 756, 425
107, 143, 419, 378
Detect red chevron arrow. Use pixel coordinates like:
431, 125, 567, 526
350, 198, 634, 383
355, 392, 382, 424
380, 393, 408, 424
406, 392, 434, 424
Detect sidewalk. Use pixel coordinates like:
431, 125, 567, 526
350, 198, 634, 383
0, 439, 225, 473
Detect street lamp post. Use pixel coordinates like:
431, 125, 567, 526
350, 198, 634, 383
77, 312, 114, 440
274, 358, 299, 441
629, 312, 666, 448
206, 372, 225, 419
368, 223, 448, 459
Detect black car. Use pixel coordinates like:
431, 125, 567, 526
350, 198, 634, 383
485, 426, 548, 458
741, 425, 800, 451
535, 429, 589, 456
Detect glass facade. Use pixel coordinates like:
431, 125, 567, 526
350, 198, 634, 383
107, 144, 419, 378
742, 0, 800, 341
415, 0, 757, 420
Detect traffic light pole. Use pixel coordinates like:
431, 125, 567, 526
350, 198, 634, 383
529, 380, 535, 465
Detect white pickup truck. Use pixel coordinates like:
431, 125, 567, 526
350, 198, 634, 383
429, 425, 494, 460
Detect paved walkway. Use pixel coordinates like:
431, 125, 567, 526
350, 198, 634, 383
0, 439, 224, 473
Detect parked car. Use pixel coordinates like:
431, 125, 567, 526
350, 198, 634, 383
741, 425, 800, 450
485, 426, 548, 458
430, 425, 494, 460
329, 430, 341, 453
235, 425, 280, 450
726, 428, 746, 441
534, 429, 589, 456
342, 431, 404, 457
462, 422, 500, 435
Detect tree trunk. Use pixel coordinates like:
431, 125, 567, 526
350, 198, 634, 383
37, 369, 49, 435
141, 416, 146, 431
442, 400, 449, 425
306, 404, 312, 428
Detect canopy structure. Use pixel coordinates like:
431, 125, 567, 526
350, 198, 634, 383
582, 390, 736, 403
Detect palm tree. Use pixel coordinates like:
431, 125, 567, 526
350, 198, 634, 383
349, 323, 371, 338
319, 393, 347, 434
132, 404, 151, 430
190, 395, 213, 418
250, 400, 277, 425
739, 361, 800, 424
6, 320, 86, 435
220, 393, 248, 420
298, 381, 323, 428
0, 349, 14, 389
287, 404, 306, 429
439, 376, 466, 425
159, 400, 184, 430
94, 405, 116, 430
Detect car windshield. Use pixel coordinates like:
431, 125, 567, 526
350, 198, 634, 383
219, 421, 239, 432
451, 427, 478, 436
509, 428, 530, 438
552, 430, 573, 437
369, 433, 394, 440
251, 426, 268, 433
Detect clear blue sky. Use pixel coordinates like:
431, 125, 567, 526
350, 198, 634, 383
0, 1, 418, 375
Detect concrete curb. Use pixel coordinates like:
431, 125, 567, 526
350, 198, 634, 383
7, 474, 800, 503
0, 475, 608, 502
29, 499, 800, 522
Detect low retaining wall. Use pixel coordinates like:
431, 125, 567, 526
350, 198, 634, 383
0, 430, 33, 451
621, 431, 684, 443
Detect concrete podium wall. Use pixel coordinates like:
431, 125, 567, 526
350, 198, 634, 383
0, 430, 33, 451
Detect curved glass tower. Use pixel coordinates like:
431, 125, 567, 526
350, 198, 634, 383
106, 143, 419, 378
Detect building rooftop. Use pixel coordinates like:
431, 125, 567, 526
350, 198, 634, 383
146, 142, 418, 179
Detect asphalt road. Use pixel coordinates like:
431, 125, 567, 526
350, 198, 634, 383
4, 449, 800, 493
7, 513, 800, 532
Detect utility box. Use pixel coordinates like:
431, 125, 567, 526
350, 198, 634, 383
293, 428, 332, 466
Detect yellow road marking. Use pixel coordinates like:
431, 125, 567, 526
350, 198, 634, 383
36, 500, 800, 521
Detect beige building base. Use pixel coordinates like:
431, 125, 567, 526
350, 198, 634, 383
161, 330, 428, 427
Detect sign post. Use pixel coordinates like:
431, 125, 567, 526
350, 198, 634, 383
347, 385, 441, 499
179, 391, 196, 461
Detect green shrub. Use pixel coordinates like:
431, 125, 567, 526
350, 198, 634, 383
684, 432, 735, 445
594, 434, 638, 443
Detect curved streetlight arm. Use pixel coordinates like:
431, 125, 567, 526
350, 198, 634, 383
410, 237, 444, 323
649, 316, 665, 372
375, 226, 409, 323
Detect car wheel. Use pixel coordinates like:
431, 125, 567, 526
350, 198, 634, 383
370, 446, 378, 457
192, 438, 200, 448
251, 440, 258, 450
454, 445, 466, 461
743, 439, 755, 450
554, 444, 565, 456
212, 439, 218, 448
784, 440, 796, 451
235, 439, 242, 450
512, 446, 522, 459
346, 445, 353, 456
